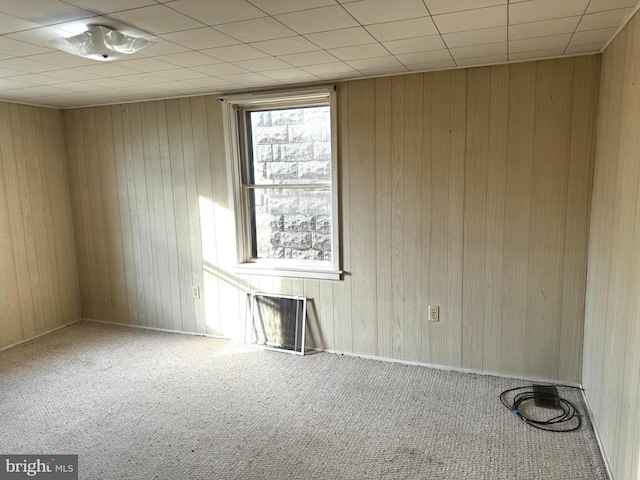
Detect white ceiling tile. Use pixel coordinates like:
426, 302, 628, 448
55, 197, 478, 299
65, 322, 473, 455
138, 39, 190, 57
328, 43, 388, 60
246, 0, 336, 15
218, 72, 273, 83
586, 0, 637, 14
365, 17, 438, 42
233, 57, 292, 71
442, 26, 506, 48
346, 55, 403, 70
115, 57, 177, 72
215, 17, 297, 43
0, 58, 59, 73
0, 66, 24, 77
577, 8, 634, 31
169, 0, 266, 25
155, 51, 224, 67
425, 0, 506, 15
154, 68, 209, 80
509, 33, 572, 53
360, 65, 409, 75
455, 53, 507, 65
0, 37, 53, 56
305, 27, 376, 49
301, 61, 357, 75
342, 0, 429, 24
251, 36, 320, 55
117, 72, 173, 84
405, 59, 456, 70
83, 77, 138, 88
201, 45, 269, 62
108, 5, 204, 34
508, 47, 565, 61
449, 42, 507, 59
0, 78, 33, 89
509, 17, 580, 41
278, 50, 338, 66
565, 43, 603, 54
186, 77, 236, 88
275, 5, 358, 34
569, 27, 618, 46
0, 0, 93, 24
192, 63, 251, 76
6, 85, 73, 96
55, 81, 107, 91
62, 0, 156, 14
261, 67, 320, 80
0, 13, 41, 34
160, 27, 240, 49
396, 49, 452, 65
41, 68, 105, 81
25, 51, 98, 68
509, 0, 590, 25
433, 5, 507, 33
75, 64, 140, 77
383, 35, 446, 54
6, 73, 68, 85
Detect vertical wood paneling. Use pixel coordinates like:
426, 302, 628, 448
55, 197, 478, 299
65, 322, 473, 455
525, 58, 574, 380
583, 12, 640, 480
402, 74, 423, 362
0, 102, 80, 349
462, 67, 490, 370
375, 77, 393, 359
349, 79, 377, 355
65, 56, 598, 386
500, 62, 536, 377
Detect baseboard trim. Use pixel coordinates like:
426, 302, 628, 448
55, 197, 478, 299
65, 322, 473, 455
81, 318, 581, 387
81, 318, 232, 341
582, 389, 614, 480
0, 319, 83, 353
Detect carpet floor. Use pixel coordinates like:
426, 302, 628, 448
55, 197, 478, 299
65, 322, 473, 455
0, 321, 608, 479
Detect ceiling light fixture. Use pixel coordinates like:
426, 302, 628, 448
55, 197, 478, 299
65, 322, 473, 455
50, 24, 154, 61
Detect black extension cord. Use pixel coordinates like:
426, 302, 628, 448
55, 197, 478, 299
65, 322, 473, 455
499, 385, 583, 432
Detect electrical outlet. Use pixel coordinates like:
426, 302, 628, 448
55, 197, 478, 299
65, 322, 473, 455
428, 305, 439, 322
192, 286, 200, 299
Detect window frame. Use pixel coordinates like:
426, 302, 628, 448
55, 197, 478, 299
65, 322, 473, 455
221, 87, 341, 281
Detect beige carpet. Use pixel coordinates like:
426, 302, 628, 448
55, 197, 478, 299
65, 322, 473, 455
0, 321, 608, 479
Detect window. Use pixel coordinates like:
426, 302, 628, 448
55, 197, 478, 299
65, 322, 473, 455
221, 87, 340, 280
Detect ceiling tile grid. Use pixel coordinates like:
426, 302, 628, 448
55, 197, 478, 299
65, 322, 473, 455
0, 0, 636, 107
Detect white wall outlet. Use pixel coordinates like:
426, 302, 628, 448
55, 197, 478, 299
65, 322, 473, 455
428, 305, 439, 322
192, 286, 201, 299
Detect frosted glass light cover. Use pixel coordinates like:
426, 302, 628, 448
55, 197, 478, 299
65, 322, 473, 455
51, 25, 153, 61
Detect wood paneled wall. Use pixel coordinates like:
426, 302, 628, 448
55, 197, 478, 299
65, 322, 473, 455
0, 102, 81, 349
583, 11, 640, 480
64, 55, 599, 383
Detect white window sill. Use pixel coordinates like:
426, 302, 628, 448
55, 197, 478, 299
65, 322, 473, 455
232, 263, 342, 281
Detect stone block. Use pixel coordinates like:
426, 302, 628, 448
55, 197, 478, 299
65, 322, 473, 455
270, 247, 285, 258
323, 251, 332, 262
257, 145, 273, 162
283, 214, 314, 231
271, 109, 304, 125
281, 232, 312, 249
313, 142, 332, 161
256, 125, 288, 144
266, 162, 298, 180
303, 107, 329, 124
299, 196, 330, 215
314, 215, 331, 232
254, 111, 272, 127
312, 232, 332, 250
292, 249, 323, 260
298, 161, 331, 180
267, 197, 299, 214
280, 142, 313, 161
288, 123, 322, 143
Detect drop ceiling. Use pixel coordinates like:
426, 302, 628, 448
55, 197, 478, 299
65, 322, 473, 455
0, 0, 636, 108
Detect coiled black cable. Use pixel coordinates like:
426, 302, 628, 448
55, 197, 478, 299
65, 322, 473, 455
499, 385, 583, 432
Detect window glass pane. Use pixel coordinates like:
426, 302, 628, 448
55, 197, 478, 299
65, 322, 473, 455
249, 106, 331, 185
252, 187, 332, 262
